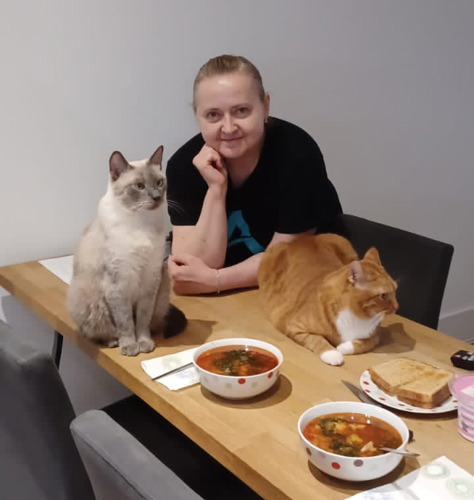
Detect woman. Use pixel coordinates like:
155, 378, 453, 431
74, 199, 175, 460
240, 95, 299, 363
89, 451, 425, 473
167, 55, 341, 295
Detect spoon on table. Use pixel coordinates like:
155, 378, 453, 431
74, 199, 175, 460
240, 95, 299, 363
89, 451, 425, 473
379, 447, 420, 458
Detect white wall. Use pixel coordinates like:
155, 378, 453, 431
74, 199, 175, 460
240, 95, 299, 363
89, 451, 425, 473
1, 1, 473, 409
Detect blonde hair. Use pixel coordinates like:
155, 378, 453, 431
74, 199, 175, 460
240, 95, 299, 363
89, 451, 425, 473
193, 55, 265, 111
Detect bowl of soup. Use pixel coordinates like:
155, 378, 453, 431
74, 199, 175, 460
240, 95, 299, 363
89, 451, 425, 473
193, 338, 283, 399
297, 401, 410, 481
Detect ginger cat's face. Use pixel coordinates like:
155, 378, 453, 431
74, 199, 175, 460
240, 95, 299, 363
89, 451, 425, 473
347, 247, 399, 320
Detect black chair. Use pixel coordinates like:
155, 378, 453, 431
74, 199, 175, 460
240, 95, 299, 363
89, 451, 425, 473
0, 319, 95, 500
0, 319, 201, 500
71, 410, 203, 500
0, 319, 262, 500
322, 214, 454, 330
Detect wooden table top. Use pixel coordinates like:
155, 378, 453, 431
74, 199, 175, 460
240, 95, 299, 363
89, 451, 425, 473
0, 260, 472, 500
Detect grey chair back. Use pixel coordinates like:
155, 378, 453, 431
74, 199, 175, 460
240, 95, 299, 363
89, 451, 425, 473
0, 319, 95, 500
323, 214, 454, 329
71, 410, 203, 500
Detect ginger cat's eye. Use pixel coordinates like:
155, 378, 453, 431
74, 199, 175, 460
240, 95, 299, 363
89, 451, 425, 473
380, 293, 389, 300
136, 182, 145, 190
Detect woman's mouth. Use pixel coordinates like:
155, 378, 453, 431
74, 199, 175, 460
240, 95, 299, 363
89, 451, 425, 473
221, 137, 243, 146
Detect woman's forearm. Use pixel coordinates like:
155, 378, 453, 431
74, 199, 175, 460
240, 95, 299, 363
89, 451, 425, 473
217, 253, 263, 292
172, 186, 228, 268
214, 230, 316, 293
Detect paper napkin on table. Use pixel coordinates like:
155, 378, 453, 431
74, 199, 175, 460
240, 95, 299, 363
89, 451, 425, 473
39, 255, 74, 285
346, 456, 473, 499
141, 347, 200, 391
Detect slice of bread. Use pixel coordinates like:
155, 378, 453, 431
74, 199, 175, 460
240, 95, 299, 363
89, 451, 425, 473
368, 358, 453, 409
369, 358, 428, 395
396, 370, 453, 409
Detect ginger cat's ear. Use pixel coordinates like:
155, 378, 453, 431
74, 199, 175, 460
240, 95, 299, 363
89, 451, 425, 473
348, 260, 365, 285
363, 247, 381, 265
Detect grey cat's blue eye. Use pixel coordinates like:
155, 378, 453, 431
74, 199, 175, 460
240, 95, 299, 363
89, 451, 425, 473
157, 179, 164, 187
136, 183, 145, 190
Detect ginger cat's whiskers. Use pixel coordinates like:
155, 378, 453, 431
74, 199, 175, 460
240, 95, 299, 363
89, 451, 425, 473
258, 234, 398, 366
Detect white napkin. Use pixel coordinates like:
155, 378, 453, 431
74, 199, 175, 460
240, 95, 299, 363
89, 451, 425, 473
346, 456, 473, 499
141, 347, 200, 391
39, 255, 74, 285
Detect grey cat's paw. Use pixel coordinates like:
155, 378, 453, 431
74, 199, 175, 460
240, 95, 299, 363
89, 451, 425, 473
138, 337, 155, 353
120, 340, 140, 356
105, 339, 119, 348
320, 350, 344, 366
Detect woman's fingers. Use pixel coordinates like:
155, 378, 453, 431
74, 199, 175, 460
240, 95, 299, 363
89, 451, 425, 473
169, 253, 192, 266
193, 144, 223, 169
207, 147, 223, 170
168, 254, 217, 295
192, 145, 227, 188
168, 255, 193, 280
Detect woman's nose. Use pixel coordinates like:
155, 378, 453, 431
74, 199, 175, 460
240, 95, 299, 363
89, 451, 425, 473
221, 114, 237, 134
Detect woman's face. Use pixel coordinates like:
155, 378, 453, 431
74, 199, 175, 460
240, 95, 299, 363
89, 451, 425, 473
194, 71, 269, 161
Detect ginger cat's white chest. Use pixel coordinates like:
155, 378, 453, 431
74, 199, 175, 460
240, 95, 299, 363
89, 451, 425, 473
335, 309, 384, 341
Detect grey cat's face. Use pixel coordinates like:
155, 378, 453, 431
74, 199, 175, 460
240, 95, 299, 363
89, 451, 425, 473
109, 146, 166, 212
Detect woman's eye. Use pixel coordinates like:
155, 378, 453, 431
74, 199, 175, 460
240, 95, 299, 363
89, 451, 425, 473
206, 111, 219, 120
236, 107, 249, 116
157, 179, 164, 187
136, 182, 145, 190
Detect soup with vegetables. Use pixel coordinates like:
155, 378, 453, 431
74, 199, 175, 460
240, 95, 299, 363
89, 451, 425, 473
196, 345, 278, 376
303, 412, 402, 457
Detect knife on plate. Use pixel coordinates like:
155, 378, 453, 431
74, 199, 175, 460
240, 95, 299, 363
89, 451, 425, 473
342, 380, 382, 407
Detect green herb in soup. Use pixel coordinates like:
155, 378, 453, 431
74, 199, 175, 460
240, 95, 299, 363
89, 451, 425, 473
303, 412, 402, 457
196, 345, 278, 376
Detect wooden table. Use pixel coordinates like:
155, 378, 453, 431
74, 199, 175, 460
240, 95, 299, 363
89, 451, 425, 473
0, 260, 472, 499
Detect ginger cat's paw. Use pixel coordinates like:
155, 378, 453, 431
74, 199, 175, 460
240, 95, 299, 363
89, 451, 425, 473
337, 341, 355, 355
320, 350, 344, 366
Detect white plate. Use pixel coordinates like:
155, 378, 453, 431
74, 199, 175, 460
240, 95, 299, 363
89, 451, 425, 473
359, 370, 458, 414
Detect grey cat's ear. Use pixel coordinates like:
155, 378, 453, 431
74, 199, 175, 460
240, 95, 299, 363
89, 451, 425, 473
109, 151, 130, 181
149, 145, 164, 169
348, 260, 365, 285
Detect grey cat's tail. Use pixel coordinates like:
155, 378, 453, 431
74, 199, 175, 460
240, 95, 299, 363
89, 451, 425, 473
163, 304, 187, 338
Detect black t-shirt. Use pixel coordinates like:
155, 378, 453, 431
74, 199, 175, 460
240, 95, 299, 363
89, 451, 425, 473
166, 117, 342, 266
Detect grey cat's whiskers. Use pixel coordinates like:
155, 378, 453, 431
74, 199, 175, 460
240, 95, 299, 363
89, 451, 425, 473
167, 199, 185, 215
133, 200, 157, 211
67, 146, 186, 356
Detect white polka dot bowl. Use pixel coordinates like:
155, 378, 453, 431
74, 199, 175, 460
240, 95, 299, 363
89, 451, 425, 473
192, 338, 283, 399
297, 401, 410, 481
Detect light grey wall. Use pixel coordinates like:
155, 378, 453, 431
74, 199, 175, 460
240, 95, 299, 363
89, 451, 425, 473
1, 1, 473, 409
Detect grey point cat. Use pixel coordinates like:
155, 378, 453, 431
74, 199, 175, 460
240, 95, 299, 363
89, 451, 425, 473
67, 145, 186, 356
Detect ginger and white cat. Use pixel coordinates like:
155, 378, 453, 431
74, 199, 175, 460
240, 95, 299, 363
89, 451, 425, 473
258, 234, 398, 365
67, 146, 186, 356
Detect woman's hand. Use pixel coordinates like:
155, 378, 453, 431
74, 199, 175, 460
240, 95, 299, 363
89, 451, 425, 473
168, 253, 220, 295
193, 144, 228, 190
